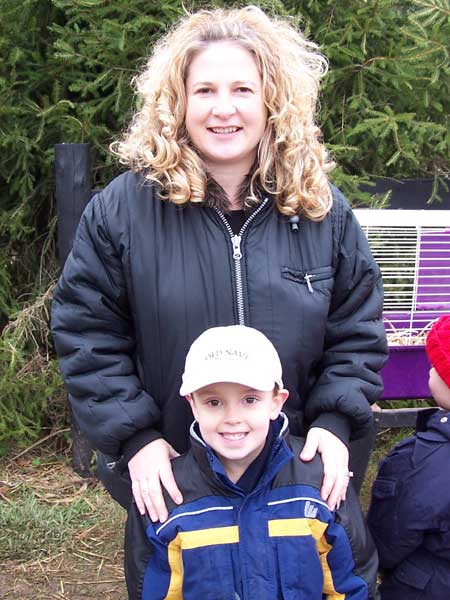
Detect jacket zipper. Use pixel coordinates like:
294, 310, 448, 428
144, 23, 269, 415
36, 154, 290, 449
215, 198, 269, 325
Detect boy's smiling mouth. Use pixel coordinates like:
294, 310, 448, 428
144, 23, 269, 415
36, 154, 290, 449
220, 432, 248, 441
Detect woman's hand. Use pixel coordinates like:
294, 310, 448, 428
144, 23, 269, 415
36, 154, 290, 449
128, 438, 183, 522
300, 427, 350, 511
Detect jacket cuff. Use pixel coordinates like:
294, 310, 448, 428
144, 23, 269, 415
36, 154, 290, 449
119, 428, 162, 470
310, 412, 351, 446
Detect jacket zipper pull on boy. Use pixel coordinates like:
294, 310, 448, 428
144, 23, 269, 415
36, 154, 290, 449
304, 273, 314, 293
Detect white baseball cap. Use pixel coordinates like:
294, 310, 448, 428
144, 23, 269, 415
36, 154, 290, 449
180, 325, 283, 396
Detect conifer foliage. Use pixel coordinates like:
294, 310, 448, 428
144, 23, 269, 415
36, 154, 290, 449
0, 0, 448, 451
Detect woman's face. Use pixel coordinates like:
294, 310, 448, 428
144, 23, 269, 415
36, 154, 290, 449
185, 41, 267, 177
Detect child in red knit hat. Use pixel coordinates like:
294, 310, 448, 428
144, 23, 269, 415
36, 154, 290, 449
367, 315, 450, 600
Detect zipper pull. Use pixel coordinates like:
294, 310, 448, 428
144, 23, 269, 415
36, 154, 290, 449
304, 273, 314, 293
289, 215, 300, 232
232, 235, 242, 259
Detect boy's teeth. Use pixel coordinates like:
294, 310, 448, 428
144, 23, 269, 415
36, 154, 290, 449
222, 432, 246, 440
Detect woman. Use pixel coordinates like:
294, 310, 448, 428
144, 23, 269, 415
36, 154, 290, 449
52, 6, 387, 524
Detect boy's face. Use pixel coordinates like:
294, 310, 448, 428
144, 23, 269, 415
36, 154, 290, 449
187, 381, 288, 481
429, 367, 450, 410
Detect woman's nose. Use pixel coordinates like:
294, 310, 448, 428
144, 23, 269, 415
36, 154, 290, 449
211, 93, 236, 117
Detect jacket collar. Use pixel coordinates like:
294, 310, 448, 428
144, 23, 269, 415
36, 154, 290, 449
416, 407, 450, 443
189, 413, 293, 495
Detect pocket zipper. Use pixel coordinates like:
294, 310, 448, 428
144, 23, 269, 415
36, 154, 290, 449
304, 273, 314, 293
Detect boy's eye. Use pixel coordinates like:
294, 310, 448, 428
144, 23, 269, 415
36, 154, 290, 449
244, 396, 259, 405
206, 398, 221, 407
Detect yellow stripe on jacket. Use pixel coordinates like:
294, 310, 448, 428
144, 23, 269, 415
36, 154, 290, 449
268, 518, 345, 600
164, 526, 240, 599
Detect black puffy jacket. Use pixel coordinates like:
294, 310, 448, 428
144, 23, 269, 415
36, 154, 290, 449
51, 171, 388, 461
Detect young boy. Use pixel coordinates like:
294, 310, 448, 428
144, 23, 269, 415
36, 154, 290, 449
367, 315, 450, 599
125, 326, 379, 599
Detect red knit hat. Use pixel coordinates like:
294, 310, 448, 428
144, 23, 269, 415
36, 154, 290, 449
426, 315, 450, 388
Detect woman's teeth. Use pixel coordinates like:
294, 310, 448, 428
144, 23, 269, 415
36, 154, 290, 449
210, 127, 239, 134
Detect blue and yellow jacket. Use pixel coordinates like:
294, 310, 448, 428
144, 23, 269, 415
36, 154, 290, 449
125, 416, 379, 599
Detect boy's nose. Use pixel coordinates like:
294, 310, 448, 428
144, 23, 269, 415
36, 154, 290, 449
223, 407, 243, 424
223, 416, 243, 425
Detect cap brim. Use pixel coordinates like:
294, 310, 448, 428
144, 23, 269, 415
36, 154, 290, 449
180, 371, 282, 396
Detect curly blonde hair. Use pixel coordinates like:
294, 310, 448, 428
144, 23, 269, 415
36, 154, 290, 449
112, 6, 335, 219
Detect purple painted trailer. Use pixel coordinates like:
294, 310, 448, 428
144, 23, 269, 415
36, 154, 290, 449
379, 345, 431, 400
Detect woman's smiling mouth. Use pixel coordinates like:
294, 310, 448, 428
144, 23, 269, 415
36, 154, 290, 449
208, 126, 242, 134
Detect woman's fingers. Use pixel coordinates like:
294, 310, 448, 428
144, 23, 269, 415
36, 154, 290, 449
299, 428, 319, 462
299, 427, 350, 511
128, 438, 183, 522
159, 461, 183, 506
131, 478, 156, 520
322, 469, 347, 511
131, 478, 146, 515
320, 463, 336, 505
147, 476, 169, 523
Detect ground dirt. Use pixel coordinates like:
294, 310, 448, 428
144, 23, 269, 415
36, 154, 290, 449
1, 555, 127, 599
0, 449, 127, 599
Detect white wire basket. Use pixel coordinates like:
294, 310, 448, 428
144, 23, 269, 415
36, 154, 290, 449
354, 209, 450, 346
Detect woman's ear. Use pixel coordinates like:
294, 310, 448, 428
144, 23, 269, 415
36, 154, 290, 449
270, 388, 289, 420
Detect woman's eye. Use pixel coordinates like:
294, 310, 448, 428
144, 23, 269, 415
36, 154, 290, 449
236, 86, 252, 93
196, 87, 212, 94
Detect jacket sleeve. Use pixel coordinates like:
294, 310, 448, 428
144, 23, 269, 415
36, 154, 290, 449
306, 190, 388, 442
125, 506, 182, 599
51, 192, 161, 459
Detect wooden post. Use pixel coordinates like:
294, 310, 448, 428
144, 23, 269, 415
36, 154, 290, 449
54, 143, 95, 478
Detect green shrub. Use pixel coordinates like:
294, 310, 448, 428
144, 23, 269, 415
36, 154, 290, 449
0, 285, 66, 454
284, 0, 450, 199
0, 0, 448, 450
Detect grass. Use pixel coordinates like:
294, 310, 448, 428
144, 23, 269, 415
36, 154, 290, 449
0, 451, 127, 599
0, 489, 93, 560
0, 453, 125, 562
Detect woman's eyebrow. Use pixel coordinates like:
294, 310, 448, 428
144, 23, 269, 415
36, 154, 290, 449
190, 79, 258, 88
233, 80, 257, 86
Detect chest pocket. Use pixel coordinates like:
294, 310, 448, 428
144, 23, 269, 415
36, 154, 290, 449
279, 265, 334, 349
181, 543, 239, 600
281, 266, 334, 295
